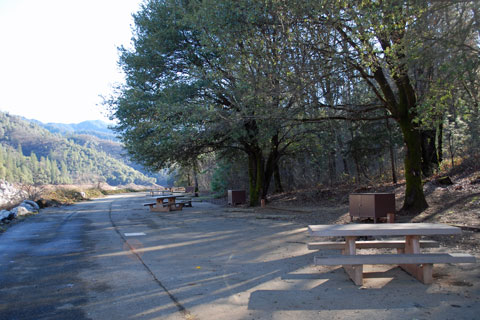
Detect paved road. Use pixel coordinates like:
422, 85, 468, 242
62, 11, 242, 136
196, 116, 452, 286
1, 193, 478, 320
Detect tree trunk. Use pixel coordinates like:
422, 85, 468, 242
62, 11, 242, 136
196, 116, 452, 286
389, 146, 397, 184
385, 113, 397, 183
420, 129, 439, 177
192, 163, 199, 196
372, 63, 427, 211
437, 121, 443, 163
244, 119, 264, 206
328, 149, 336, 186
448, 133, 455, 169
262, 133, 283, 198
248, 151, 264, 206
398, 119, 428, 211
337, 134, 349, 176
262, 152, 275, 200
273, 163, 284, 193
248, 153, 258, 206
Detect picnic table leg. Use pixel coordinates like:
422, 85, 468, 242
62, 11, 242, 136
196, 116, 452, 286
147, 198, 171, 212
399, 235, 433, 284
149, 204, 170, 212
343, 236, 363, 286
167, 197, 183, 211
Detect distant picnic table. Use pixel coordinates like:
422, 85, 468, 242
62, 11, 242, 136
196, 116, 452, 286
150, 189, 171, 196
143, 194, 191, 212
308, 223, 476, 285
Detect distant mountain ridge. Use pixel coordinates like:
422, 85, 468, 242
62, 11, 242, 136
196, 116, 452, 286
31, 119, 118, 141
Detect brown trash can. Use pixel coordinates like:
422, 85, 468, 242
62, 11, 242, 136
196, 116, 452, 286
349, 193, 395, 223
228, 190, 246, 206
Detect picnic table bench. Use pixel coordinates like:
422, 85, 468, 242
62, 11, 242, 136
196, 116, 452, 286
175, 197, 192, 207
308, 223, 476, 285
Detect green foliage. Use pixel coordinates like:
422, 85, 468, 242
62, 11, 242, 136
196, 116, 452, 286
0, 112, 155, 186
210, 161, 231, 194
107, 0, 479, 210
108, 0, 325, 205
444, 114, 469, 168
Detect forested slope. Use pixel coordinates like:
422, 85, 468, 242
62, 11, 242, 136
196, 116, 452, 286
0, 112, 155, 186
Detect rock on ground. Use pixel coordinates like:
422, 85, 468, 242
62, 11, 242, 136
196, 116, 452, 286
10, 206, 30, 217
19, 201, 39, 213
0, 180, 25, 207
0, 209, 10, 221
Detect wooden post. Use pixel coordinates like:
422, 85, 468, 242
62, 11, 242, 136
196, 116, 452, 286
405, 235, 421, 254
400, 235, 433, 284
261, 199, 266, 208
345, 236, 356, 255
343, 236, 363, 285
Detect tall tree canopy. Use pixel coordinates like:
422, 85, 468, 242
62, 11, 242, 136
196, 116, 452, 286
109, 0, 479, 210
317, 0, 478, 210
110, 0, 319, 205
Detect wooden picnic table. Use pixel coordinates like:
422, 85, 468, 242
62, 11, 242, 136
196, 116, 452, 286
150, 189, 172, 196
155, 195, 178, 203
144, 195, 185, 212
308, 223, 476, 285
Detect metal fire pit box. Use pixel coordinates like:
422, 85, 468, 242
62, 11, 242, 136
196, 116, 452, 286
228, 190, 246, 206
349, 193, 395, 223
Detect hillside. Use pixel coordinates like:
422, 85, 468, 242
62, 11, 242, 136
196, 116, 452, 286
37, 121, 171, 186
64, 132, 170, 186
0, 112, 156, 186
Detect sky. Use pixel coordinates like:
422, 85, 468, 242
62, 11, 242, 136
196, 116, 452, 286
0, 0, 143, 124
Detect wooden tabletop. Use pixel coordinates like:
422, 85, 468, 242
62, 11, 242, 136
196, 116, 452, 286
308, 223, 462, 237
155, 195, 178, 199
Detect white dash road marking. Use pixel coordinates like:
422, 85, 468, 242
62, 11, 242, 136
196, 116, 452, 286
124, 232, 146, 237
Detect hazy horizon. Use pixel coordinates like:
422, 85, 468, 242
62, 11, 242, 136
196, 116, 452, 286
0, 109, 114, 126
